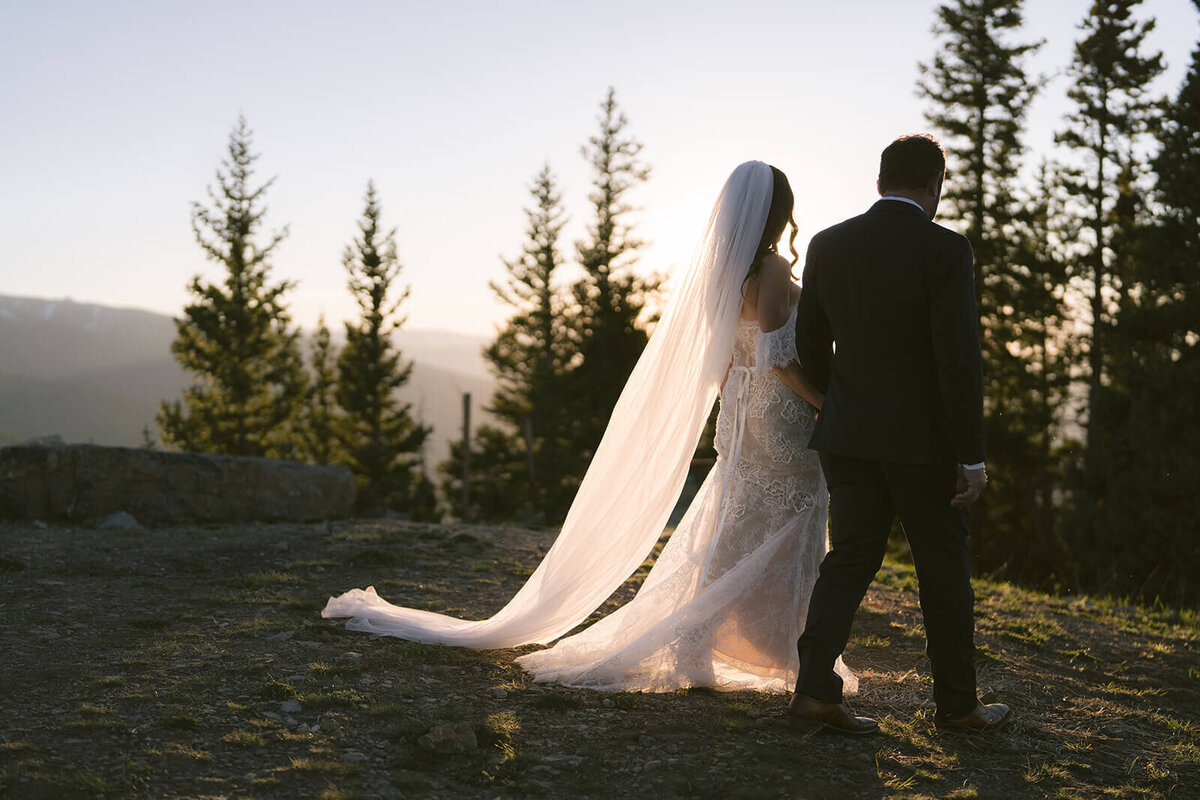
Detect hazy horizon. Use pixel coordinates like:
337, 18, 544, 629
2, 0, 1197, 337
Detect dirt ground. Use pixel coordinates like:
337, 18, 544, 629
1, 518, 1197, 799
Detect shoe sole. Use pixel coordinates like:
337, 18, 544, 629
781, 716, 879, 735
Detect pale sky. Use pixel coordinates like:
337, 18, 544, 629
1, 1, 1196, 337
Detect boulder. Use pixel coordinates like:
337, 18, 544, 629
0, 443, 354, 524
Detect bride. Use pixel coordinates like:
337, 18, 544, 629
323, 161, 856, 695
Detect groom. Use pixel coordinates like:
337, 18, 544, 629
788, 134, 1009, 733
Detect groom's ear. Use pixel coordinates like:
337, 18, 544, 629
876, 178, 883, 197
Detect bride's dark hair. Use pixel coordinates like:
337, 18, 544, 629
743, 165, 799, 295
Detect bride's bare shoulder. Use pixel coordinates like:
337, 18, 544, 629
761, 251, 790, 272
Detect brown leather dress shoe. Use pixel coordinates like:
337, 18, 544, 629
785, 692, 879, 735
933, 701, 1011, 732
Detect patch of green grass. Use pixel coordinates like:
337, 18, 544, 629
996, 621, 1049, 649
64, 717, 125, 732
222, 729, 267, 747
257, 680, 300, 701
1058, 647, 1098, 664
876, 562, 919, 593
1023, 758, 1072, 785
308, 659, 360, 678
852, 634, 892, 649
319, 786, 361, 800
481, 711, 531, 784
974, 643, 1002, 664
163, 742, 211, 762
290, 757, 360, 776
299, 688, 365, 711
715, 715, 753, 733
1099, 682, 1167, 700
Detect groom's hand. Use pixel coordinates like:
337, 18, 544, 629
951, 465, 986, 508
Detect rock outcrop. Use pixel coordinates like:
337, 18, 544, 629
0, 442, 354, 524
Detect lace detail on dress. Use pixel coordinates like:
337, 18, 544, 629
753, 303, 800, 378
516, 300, 859, 696
747, 382, 781, 420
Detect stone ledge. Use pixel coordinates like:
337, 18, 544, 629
0, 443, 355, 524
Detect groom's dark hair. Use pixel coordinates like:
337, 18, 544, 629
878, 134, 945, 192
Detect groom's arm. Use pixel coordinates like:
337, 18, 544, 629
928, 235, 986, 466
794, 237, 832, 393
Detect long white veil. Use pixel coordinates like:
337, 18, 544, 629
322, 161, 775, 648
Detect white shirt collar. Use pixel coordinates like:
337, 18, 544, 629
878, 195, 925, 213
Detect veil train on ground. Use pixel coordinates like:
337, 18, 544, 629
323, 163, 781, 650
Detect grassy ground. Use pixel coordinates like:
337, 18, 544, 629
0, 518, 1197, 799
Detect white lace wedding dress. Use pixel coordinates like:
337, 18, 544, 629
324, 161, 855, 696
516, 303, 857, 694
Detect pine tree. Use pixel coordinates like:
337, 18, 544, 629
1056, 0, 1165, 596
568, 88, 658, 475
335, 181, 431, 515
298, 315, 342, 465
1087, 14, 1200, 605
157, 115, 308, 459
438, 427, 533, 523
984, 163, 1076, 585
1055, 0, 1164, 484
480, 164, 575, 518
918, 0, 1042, 291
917, 0, 1058, 579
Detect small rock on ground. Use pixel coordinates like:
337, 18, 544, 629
95, 511, 143, 530
418, 722, 477, 754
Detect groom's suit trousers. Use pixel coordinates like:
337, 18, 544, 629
796, 452, 977, 716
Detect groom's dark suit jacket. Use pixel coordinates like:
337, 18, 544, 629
795, 199, 985, 466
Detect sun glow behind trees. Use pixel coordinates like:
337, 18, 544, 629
1, 2, 1196, 338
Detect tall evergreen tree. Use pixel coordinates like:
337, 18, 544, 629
568, 88, 658, 474
157, 115, 308, 459
1055, 0, 1164, 480
1084, 13, 1200, 605
335, 181, 431, 514
918, 0, 1042, 291
438, 427, 532, 523
1056, 0, 1165, 596
917, 0, 1057, 577
985, 163, 1076, 584
480, 164, 575, 518
298, 315, 342, 465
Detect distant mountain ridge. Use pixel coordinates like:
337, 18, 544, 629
0, 294, 495, 468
